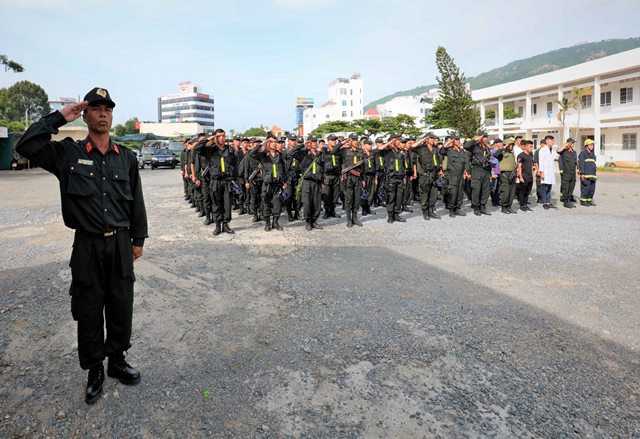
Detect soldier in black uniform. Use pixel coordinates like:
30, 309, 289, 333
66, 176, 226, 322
439, 135, 469, 217
185, 138, 198, 208
377, 135, 406, 223
244, 139, 263, 223
193, 136, 214, 225
235, 137, 250, 215
180, 139, 189, 200
374, 138, 386, 207
557, 138, 578, 208
205, 129, 237, 235
399, 138, 414, 213
291, 137, 325, 230
332, 133, 365, 227
361, 139, 377, 216
322, 134, 342, 219
16, 88, 148, 405
284, 134, 302, 221
464, 133, 493, 216
249, 134, 288, 231
411, 132, 441, 220
190, 133, 206, 216
516, 140, 535, 211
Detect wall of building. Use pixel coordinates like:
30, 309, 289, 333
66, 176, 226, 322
140, 122, 207, 137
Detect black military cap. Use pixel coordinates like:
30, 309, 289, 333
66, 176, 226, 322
84, 87, 116, 108
399, 137, 407, 143
241, 137, 250, 142
566, 137, 575, 143
451, 133, 460, 140
297, 138, 304, 144
233, 135, 241, 141
277, 138, 285, 143
348, 133, 358, 140
425, 132, 435, 138
364, 139, 373, 145
327, 134, 338, 140
307, 136, 318, 142
493, 138, 504, 144
266, 132, 276, 140
478, 130, 489, 137
388, 133, 400, 140
408, 136, 416, 141
288, 133, 298, 140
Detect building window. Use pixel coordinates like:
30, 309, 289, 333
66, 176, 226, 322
342, 100, 347, 106
532, 103, 537, 115
350, 100, 353, 106
546, 102, 552, 113
340, 88, 347, 95
620, 87, 633, 104
326, 114, 330, 119
350, 89, 353, 96
350, 111, 353, 117
600, 91, 611, 107
622, 133, 637, 150
581, 95, 592, 109
517, 106, 523, 116
342, 111, 347, 118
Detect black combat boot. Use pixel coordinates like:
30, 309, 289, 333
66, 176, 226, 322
455, 209, 466, 216
330, 210, 342, 218
402, 205, 413, 213
501, 206, 510, 214
85, 363, 104, 405
563, 200, 572, 208
239, 207, 246, 215
352, 212, 363, 227
474, 207, 481, 216
393, 212, 406, 222
311, 221, 323, 229
252, 213, 260, 223
323, 211, 330, 219
107, 356, 141, 385
222, 223, 234, 234
449, 209, 455, 218
346, 211, 353, 228
264, 216, 272, 231
422, 210, 430, 220
387, 212, 394, 223
272, 216, 283, 231
204, 212, 213, 225
429, 208, 440, 219
212, 223, 222, 236
480, 205, 491, 215
305, 220, 313, 231
288, 211, 295, 221
294, 210, 301, 220
361, 206, 369, 216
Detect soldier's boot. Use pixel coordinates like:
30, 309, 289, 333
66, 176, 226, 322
222, 223, 234, 234
204, 212, 213, 225
212, 223, 222, 236
239, 206, 246, 215
361, 205, 369, 217
508, 205, 517, 214
331, 210, 342, 218
387, 212, 394, 223
455, 209, 466, 216
264, 216, 272, 231
588, 201, 596, 206
449, 209, 456, 218
252, 212, 260, 223
197, 208, 205, 217
323, 210, 330, 219
272, 215, 283, 231
402, 205, 413, 213
480, 205, 491, 215
563, 200, 572, 208
311, 220, 323, 229
429, 208, 440, 219
352, 211, 363, 227
422, 210, 430, 221
473, 207, 481, 216
501, 206, 510, 214
293, 210, 301, 220
305, 220, 313, 231
288, 209, 295, 222
393, 212, 406, 223
346, 211, 353, 228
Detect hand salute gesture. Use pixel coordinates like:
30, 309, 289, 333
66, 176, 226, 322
60, 101, 89, 122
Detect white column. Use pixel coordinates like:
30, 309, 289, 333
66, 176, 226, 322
593, 77, 602, 163
525, 91, 532, 125
498, 97, 504, 136
557, 85, 567, 141
594, 125, 602, 165
480, 103, 486, 125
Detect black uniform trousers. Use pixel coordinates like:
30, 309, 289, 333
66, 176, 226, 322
419, 173, 438, 212
403, 176, 413, 206
580, 178, 596, 202
445, 173, 465, 210
375, 172, 386, 206
342, 175, 362, 214
302, 179, 322, 222
322, 174, 341, 213
499, 172, 516, 207
385, 177, 404, 214
183, 178, 188, 197
200, 177, 212, 216
250, 180, 263, 216
560, 173, 576, 202
70, 230, 134, 370
361, 174, 376, 210
209, 179, 232, 223
262, 182, 283, 219
471, 167, 492, 208
285, 176, 300, 216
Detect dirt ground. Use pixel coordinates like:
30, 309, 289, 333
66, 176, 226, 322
1, 168, 639, 438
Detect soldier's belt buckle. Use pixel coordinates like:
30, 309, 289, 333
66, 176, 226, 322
103, 231, 116, 237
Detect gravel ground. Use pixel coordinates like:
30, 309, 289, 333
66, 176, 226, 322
1, 167, 639, 438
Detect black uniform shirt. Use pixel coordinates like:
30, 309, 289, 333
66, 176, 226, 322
439, 147, 467, 176
15, 111, 148, 246
558, 148, 577, 173
414, 144, 440, 174
517, 151, 534, 182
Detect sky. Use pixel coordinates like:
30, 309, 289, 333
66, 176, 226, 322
1, 0, 639, 132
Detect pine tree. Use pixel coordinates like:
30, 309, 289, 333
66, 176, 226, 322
433, 46, 480, 138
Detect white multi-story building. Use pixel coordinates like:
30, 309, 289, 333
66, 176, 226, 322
49, 97, 77, 113
302, 73, 363, 135
157, 81, 215, 131
376, 88, 439, 128
473, 48, 640, 166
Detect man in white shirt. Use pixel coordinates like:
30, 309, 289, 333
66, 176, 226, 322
537, 135, 557, 209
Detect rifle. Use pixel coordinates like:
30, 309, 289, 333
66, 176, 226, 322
341, 158, 366, 177
248, 163, 263, 183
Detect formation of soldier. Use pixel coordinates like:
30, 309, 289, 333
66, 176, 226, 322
179, 130, 599, 235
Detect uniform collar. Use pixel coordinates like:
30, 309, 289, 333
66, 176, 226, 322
85, 136, 120, 155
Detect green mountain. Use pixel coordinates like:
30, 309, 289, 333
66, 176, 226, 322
365, 37, 640, 111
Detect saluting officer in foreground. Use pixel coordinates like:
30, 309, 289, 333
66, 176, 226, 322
16, 88, 148, 405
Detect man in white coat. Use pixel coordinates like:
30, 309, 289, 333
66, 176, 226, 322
537, 135, 557, 209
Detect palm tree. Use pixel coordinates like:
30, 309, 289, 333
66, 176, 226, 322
571, 86, 590, 144
556, 97, 572, 142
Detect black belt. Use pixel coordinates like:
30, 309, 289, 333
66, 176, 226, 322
76, 228, 128, 238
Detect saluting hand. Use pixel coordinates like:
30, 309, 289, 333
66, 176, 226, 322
60, 101, 88, 122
